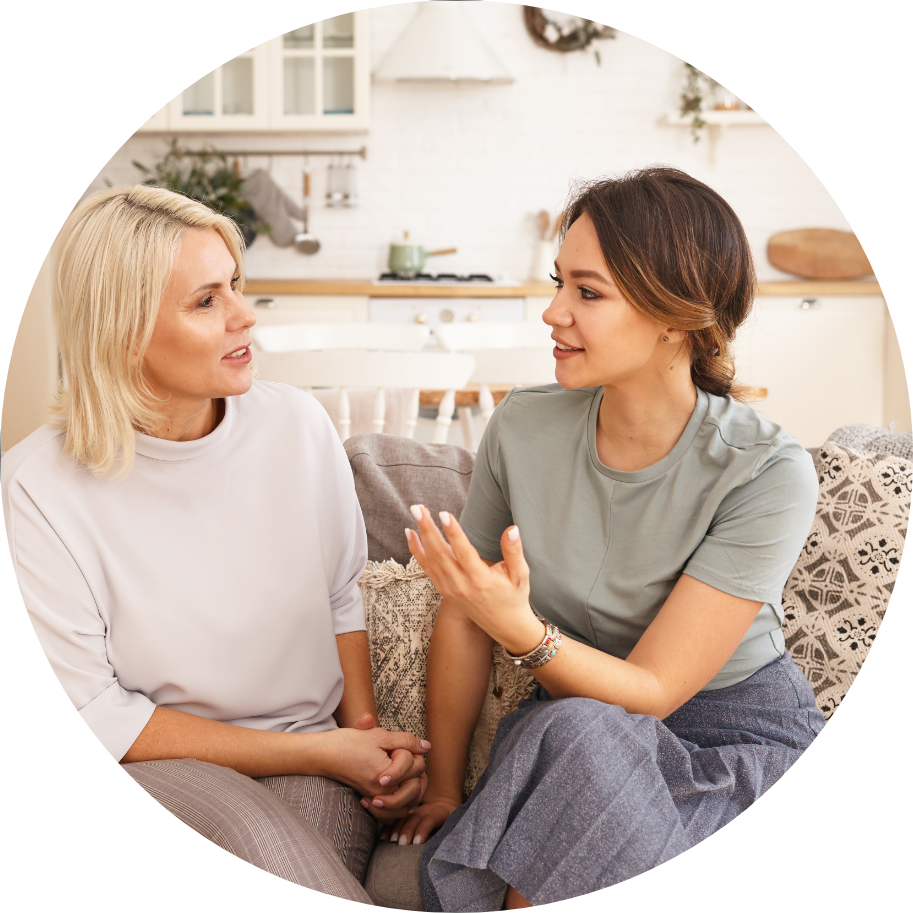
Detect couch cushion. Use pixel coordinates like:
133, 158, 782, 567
359, 558, 536, 800
826, 423, 913, 462
364, 842, 424, 910
345, 434, 475, 564
782, 442, 911, 719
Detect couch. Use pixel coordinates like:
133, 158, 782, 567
344, 426, 912, 909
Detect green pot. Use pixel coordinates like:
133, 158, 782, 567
388, 242, 457, 277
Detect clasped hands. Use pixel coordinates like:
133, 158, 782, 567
323, 712, 430, 823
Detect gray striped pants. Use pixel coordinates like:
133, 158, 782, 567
124, 758, 376, 903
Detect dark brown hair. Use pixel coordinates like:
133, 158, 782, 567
561, 166, 756, 400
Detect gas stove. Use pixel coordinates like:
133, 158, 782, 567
375, 272, 497, 284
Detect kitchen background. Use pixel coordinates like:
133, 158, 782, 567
2, 1, 908, 450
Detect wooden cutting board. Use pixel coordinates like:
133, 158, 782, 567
767, 228, 873, 280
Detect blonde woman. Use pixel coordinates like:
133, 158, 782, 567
1, 186, 428, 900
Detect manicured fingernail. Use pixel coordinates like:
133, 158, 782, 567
405, 528, 412, 542
421, 740, 431, 750
380, 775, 391, 785
372, 798, 385, 808
410, 505, 423, 521
508, 526, 520, 541
439, 510, 451, 527
398, 834, 409, 846
390, 832, 399, 843
360, 799, 369, 809
413, 835, 423, 845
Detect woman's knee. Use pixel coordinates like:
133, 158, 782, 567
123, 758, 372, 902
526, 697, 656, 762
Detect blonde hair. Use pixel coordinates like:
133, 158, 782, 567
49, 185, 246, 477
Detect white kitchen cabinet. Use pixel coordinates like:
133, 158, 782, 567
369, 297, 526, 328
731, 296, 887, 448
249, 295, 369, 324
137, 12, 369, 133
525, 295, 554, 323
267, 13, 369, 131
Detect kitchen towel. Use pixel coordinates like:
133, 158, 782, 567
243, 170, 305, 247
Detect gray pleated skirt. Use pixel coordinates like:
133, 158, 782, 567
419, 652, 824, 911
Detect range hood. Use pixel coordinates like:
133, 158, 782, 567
373, 2, 513, 84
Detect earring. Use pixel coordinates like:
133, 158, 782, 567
663, 335, 669, 342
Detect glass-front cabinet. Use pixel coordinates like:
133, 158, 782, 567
137, 12, 369, 133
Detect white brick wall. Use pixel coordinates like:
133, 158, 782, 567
91, 2, 852, 282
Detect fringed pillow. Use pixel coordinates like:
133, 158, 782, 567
782, 442, 911, 719
359, 558, 536, 799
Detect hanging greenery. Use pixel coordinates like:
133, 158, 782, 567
522, 7, 616, 65
132, 139, 267, 246
679, 63, 720, 143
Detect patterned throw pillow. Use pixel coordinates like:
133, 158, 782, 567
826, 423, 913, 463
359, 558, 536, 799
782, 443, 911, 719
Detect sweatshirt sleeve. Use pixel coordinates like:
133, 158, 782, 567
4, 479, 156, 760
315, 413, 369, 636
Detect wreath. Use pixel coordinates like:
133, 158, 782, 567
523, 6, 616, 63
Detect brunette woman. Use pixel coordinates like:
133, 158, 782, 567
396, 167, 824, 909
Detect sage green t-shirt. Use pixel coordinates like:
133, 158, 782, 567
460, 384, 818, 690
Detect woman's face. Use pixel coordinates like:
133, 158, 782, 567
143, 228, 256, 408
543, 213, 678, 391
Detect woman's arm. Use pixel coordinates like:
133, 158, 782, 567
121, 705, 428, 800
425, 599, 494, 806
333, 631, 380, 728
123, 630, 429, 817
406, 507, 762, 721
518, 574, 761, 719
391, 592, 496, 847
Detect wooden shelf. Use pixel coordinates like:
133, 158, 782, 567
757, 280, 880, 297
243, 279, 556, 298
661, 110, 766, 126
243, 278, 881, 298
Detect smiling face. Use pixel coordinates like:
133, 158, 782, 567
543, 213, 685, 391
142, 228, 255, 419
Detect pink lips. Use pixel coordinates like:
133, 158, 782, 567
222, 346, 252, 365
552, 337, 584, 360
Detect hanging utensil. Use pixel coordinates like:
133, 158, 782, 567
294, 164, 320, 255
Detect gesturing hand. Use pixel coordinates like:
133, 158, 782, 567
404, 506, 545, 654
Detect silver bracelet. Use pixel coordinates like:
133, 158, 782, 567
503, 620, 562, 669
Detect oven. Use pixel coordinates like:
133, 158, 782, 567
368, 297, 526, 328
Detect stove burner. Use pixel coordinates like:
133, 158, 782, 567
378, 272, 495, 283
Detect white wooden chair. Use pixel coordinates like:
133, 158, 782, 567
432, 322, 556, 448
252, 322, 430, 353
251, 323, 475, 443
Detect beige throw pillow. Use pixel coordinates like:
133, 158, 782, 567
359, 558, 536, 799
782, 443, 911, 719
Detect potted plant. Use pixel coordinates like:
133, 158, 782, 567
133, 139, 267, 246
680, 63, 716, 143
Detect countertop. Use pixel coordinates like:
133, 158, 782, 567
243, 279, 883, 298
